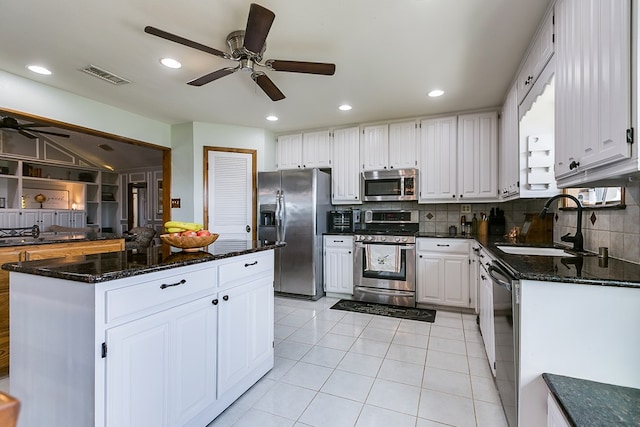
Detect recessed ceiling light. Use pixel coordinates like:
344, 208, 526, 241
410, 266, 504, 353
160, 58, 182, 69
428, 89, 444, 97
338, 104, 352, 111
266, 115, 278, 121
27, 65, 52, 75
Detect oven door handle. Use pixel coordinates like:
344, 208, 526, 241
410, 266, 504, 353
354, 286, 415, 297
355, 243, 415, 250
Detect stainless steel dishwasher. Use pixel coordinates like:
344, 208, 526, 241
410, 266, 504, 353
488, 260, 519, 427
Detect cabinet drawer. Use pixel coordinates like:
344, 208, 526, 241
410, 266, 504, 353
324, 236, 354, 249
105, 267, 214, 323
219, 251, 273, 286
417, 238, 470, 254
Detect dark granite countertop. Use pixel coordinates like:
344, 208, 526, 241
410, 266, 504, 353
1, 240, 285, 283
543, 373, 640, 426
415, 232, 476, 240
0, 232, 122, 247
473, 235, 640, 288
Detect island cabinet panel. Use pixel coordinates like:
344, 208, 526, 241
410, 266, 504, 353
0, 238, 123, 376
9, 249, 275, 427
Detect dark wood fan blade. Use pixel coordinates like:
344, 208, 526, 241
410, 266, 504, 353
29, 129, 70, 138
267, 60, 336, 75
187, 67, 237, 86
252, 73, 285, 101
17, 130, 37, 139
19, 123, 49, 128
144, 26, 229, 59
243, 4, 275, 54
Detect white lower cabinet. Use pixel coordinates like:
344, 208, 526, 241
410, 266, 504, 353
478, 255, 495, 376
323, 235, 354, 295
10, 250, 275, 427
217, 276, 274, 397
546, 393, 570, 427
106, 296, 217, 427
416, 238, 470, 307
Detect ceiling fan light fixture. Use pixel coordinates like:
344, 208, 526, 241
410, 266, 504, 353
266, 115, 278, 121
160, 58, 182, 69
27, 65, 52, 75
338, 104, 352, 111
428, 89, 444, 97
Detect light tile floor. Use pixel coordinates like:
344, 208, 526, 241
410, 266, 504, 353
209, 296, 508, 427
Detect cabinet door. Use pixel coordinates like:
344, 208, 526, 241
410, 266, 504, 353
0, 210, 20, 228
331, 127, 361, 204
555, 0, 632, 180
360, 125, 389, 171
499, 83, 520, 199
388, 121, 417, 169
19, 210, 38, 228
416, 253, 442, 304
217, 277, 273, 398
323, 237, 354, 295
302, 130, 331, 169
276, 134, 303, 170
418, 117, 458, 202
106, 297, 216, 427
479, 269, 495, 376
442, 254, 470, 307
457, 112, 498, 201
71, 210, 86, 227
55, 210, 71, 227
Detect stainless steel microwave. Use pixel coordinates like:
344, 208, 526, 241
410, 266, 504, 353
361, 169, 418, 202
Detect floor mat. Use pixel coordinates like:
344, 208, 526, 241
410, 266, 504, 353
330, 299, 436, 323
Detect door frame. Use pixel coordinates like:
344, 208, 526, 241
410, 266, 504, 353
202, 146, 257, 240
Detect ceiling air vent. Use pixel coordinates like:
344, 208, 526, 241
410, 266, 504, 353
80, 65, 131, 85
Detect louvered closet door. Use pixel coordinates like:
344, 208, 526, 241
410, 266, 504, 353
207, 149, 253, 241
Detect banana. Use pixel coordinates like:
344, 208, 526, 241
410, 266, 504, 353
164, 221, 203, 231
165, 227, 186, 233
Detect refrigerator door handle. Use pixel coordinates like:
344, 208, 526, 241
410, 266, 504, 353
280, 191, 286, 241
275, 190, 282, 241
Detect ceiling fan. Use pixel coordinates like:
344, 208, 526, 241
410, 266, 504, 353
0, 117, 70, 139
144, 3, 336, 101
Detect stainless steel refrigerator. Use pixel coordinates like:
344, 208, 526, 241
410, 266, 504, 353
258, 169, 331, 299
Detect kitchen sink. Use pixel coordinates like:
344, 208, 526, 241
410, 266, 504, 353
495, 245, 576, 257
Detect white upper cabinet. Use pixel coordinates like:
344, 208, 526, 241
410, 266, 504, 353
277, 131, 332, 170
517, 8, 555, 105
500, 82, 520, 200
361, 121, 417, 171
360, 125, 389, 171
301, 130, 332, 169
388, 121, 418, 170
331, 127, 361, 204
555, 0, 634, 186
418, 116, 458, 202
276, 133, 302, 170
457, 112, 499, 201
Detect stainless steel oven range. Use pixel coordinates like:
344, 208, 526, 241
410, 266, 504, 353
353, 210, 418, 307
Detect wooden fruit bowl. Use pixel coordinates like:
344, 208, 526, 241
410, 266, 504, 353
160, 233, 219, 252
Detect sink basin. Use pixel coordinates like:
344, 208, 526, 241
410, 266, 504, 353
496, 245, 576, 257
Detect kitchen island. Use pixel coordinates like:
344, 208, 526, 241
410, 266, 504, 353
4, 240, 284, 427
0, 231, 125, 376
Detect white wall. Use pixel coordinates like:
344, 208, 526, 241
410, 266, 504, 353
170, 121, 276, 225
0, 70, 171, 147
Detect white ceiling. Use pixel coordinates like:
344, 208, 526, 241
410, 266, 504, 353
0, 0, 550, 168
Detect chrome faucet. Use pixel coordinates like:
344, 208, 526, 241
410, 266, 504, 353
540, 194, 584, 252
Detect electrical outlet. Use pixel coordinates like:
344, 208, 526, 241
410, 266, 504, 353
171, 198, 181, 208
460, 204, 471, 214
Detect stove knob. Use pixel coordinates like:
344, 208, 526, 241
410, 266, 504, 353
402, 237, 409, 243
366, 235, 373, 241
380, 236, 386, 242
394, 237, 401, 242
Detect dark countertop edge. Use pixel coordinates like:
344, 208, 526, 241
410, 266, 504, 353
543, 373, 640, 427
3, 242, 286, 283
0, 233, 122, 247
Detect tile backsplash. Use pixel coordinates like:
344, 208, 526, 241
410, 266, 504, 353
352, 183, 640, 265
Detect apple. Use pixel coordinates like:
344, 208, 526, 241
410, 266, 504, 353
167, 232, 181, 237
181, 230, 197, 237
196, 230, 211, 237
